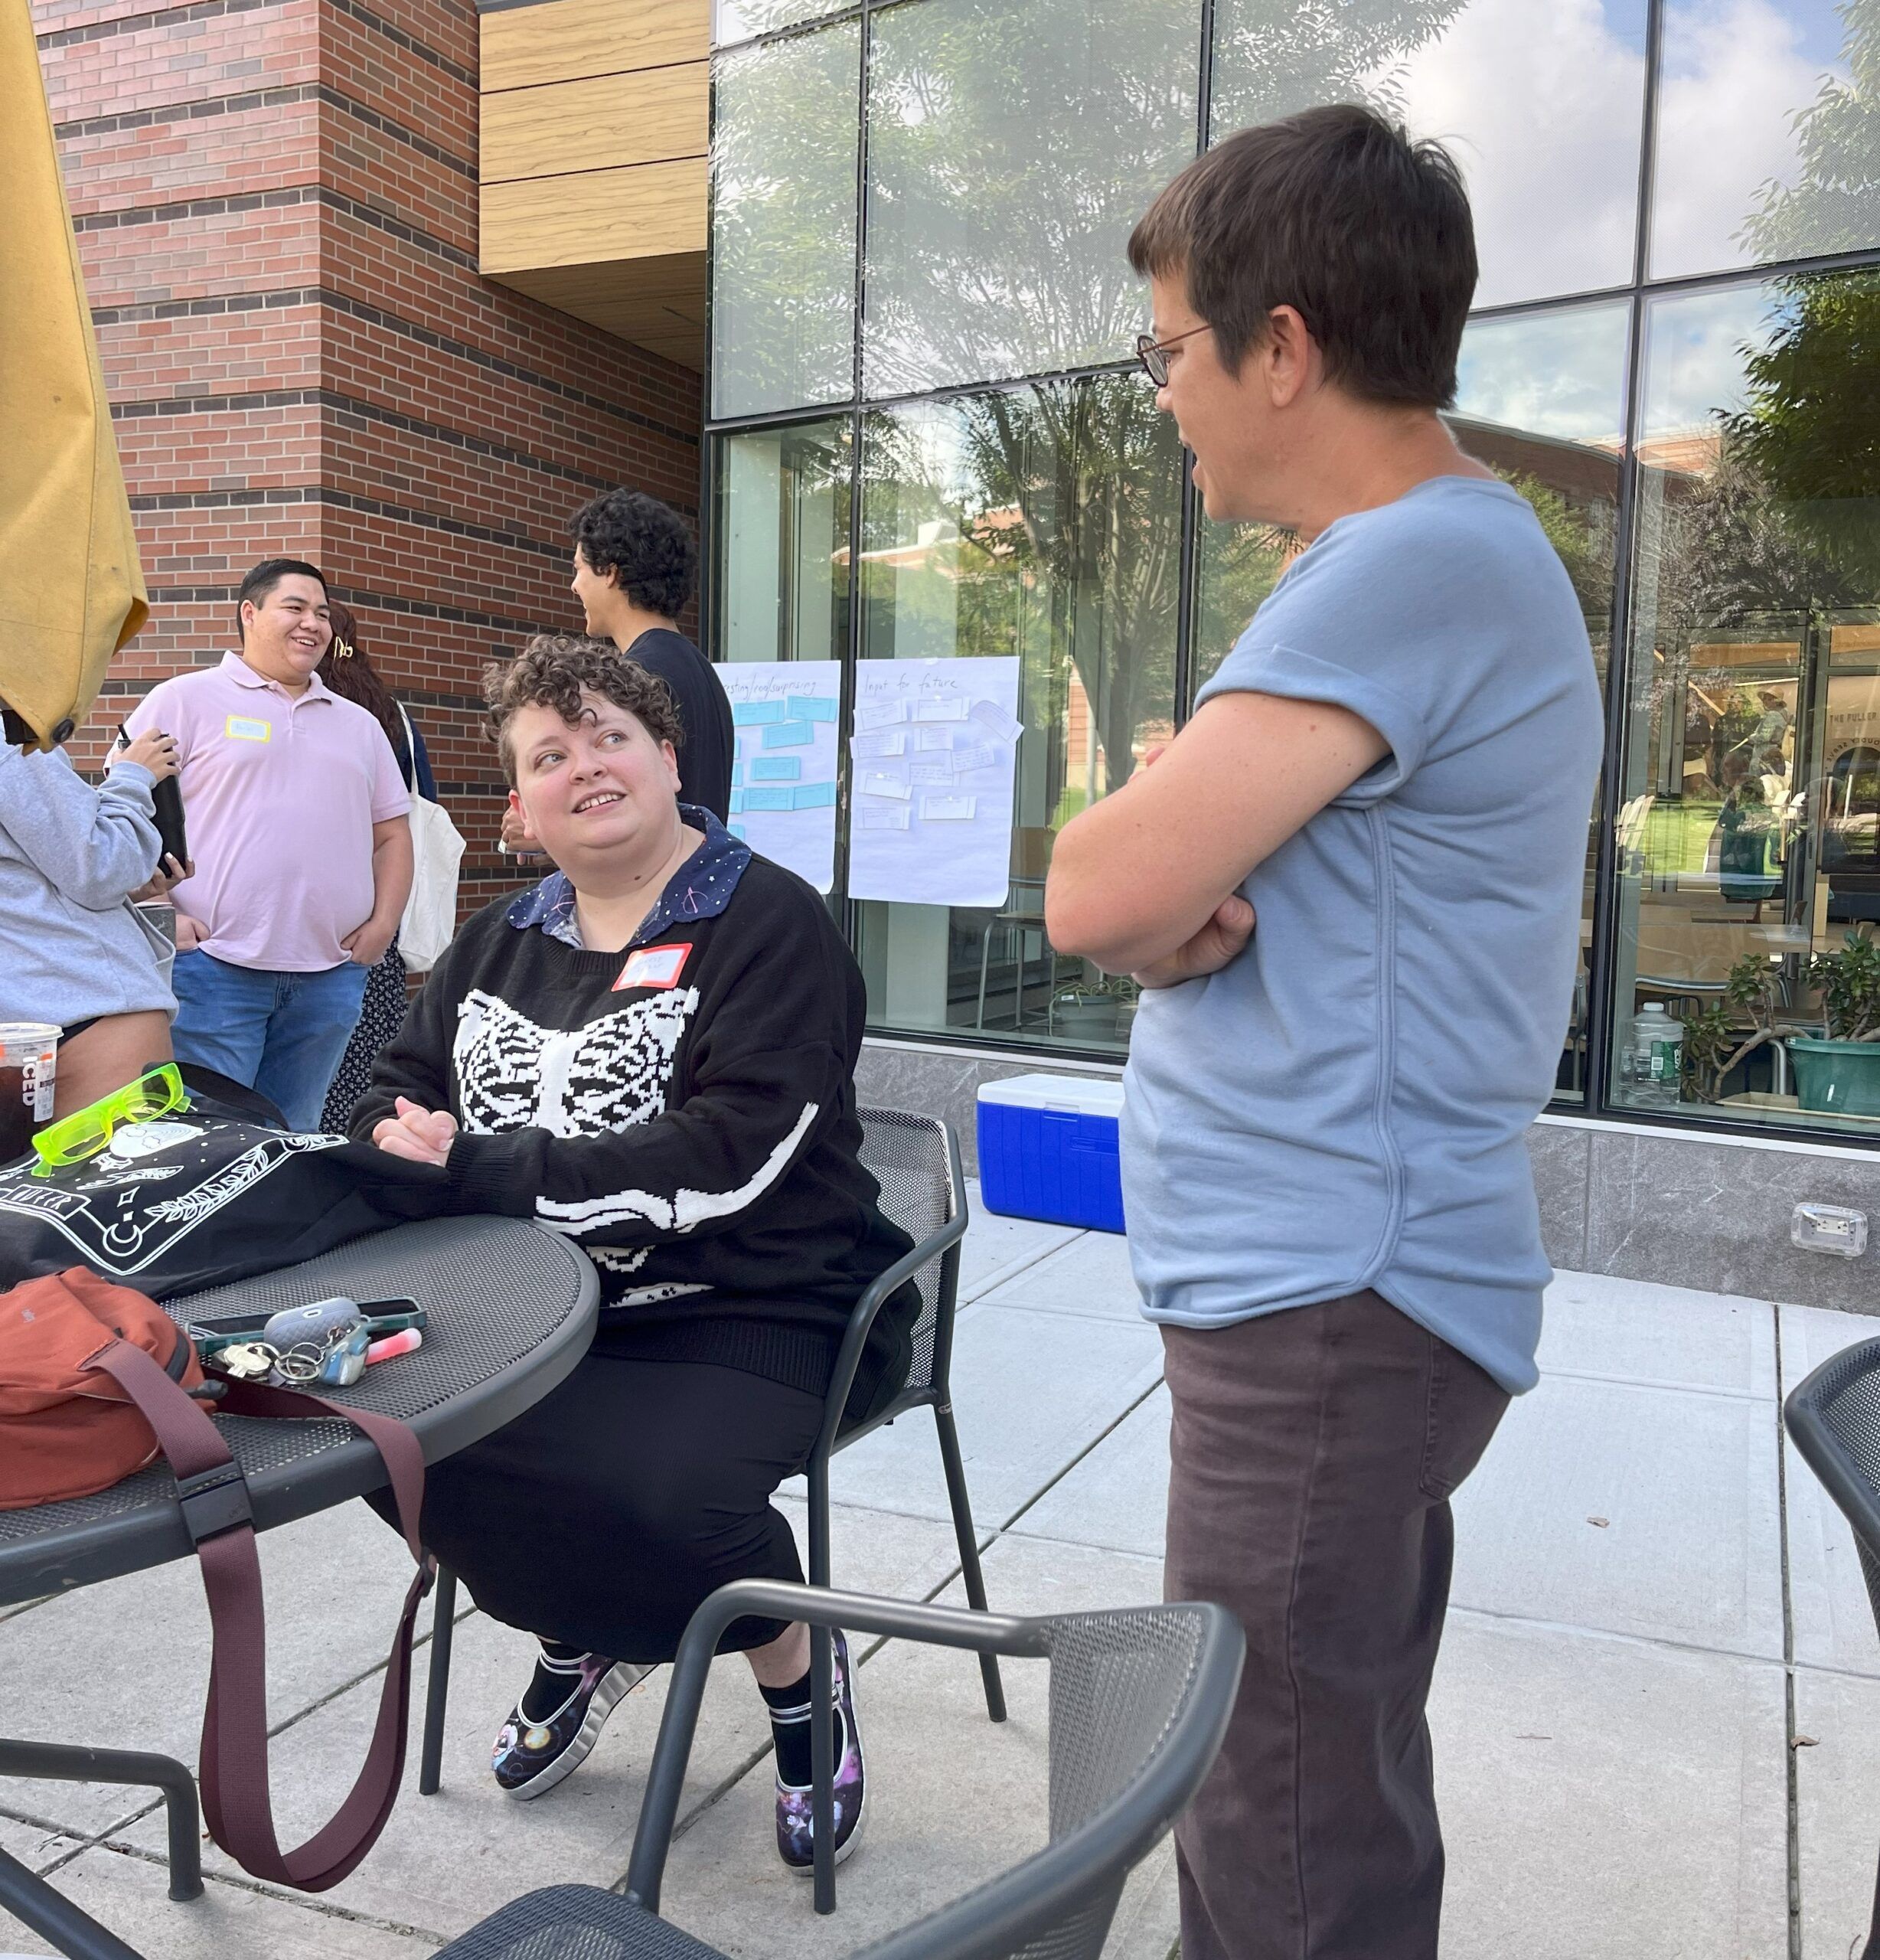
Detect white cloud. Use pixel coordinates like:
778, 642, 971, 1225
1650, 0, 1845, 278
1455, 301, 1632, 439
1640, 283, 1793, 434
1381, 0, 1647, 305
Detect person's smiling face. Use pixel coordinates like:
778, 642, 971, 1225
570, 547, 614, 636
240, 573, 331, 686
507, 689, 680, 871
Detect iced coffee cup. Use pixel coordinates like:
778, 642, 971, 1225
0, 1023, 60, 1165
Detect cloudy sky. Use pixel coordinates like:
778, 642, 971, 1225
1338, 0, 1861, 303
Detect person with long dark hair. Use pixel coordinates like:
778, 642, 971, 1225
315, 606, 438, 1130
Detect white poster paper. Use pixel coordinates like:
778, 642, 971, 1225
847, 657, 1022, 907
713, 661, 841, 893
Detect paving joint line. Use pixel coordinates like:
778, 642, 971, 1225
994, 1376, 1167, 1535
1774, 1304, 1803, 1960
955, 1230, 1088, 1308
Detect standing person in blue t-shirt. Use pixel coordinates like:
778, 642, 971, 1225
1047, 106, 1604, 1960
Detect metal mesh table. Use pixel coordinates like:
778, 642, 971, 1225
0, 1216, 597, 1960
0, 1215, 598, 1602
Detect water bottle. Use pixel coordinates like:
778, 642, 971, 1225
1625, 1002, 1684, 1109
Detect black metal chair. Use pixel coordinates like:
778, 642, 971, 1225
416, 1110, 1004, 1913
426, 1579, 1245, 1960
1784, 1334, 1880, 1960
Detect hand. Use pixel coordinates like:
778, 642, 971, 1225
174, 913, 209, 952
342, 916, 397, 967
122, 729, 179, 781
129, 854, 193, 903
372, 1096, 457, 1167
499, 806, 543, 859
1131, 895, 1256, 990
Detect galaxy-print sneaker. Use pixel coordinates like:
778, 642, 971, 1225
774, 1630, 866, 1873
491, 1651, 636, 1800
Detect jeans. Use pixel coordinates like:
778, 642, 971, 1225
171, 950, 370, 1132
1161, 1292, 1510, 1960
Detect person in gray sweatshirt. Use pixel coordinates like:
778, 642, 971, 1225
0, 722, 184, 1117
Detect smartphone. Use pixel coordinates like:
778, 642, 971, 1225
115, 721, 190, 873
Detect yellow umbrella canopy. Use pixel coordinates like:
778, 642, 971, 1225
0, 0, 147, 752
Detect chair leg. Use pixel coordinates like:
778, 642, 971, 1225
933, 1402, 1007, 1723
805, 1451, 837, 1913
0, 1739, 201, 1903
419, 1566, 458, 1796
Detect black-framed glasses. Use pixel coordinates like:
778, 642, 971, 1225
1134, 324, 1212, 387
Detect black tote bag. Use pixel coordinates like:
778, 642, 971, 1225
0, 1070, 449, 1298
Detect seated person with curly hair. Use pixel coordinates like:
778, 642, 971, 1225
354, 634, 912, 1869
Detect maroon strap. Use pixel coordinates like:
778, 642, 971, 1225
89, 1341, 432, 1893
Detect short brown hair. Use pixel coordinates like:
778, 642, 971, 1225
1128, 103, 1477, 409
485, 634, 683, 784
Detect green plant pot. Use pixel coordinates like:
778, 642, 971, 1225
1053, 995, 1121, 1042
1787, 1037, 1880, 1117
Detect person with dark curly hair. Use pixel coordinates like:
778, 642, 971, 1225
560, 490, 733, 822
355, 634, 911, 1872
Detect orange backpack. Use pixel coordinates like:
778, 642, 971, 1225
0, 1266, 207, 1508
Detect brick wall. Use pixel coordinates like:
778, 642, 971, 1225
35, 0, 705, 919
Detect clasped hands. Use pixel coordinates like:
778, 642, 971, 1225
373, 1095, 458, 1167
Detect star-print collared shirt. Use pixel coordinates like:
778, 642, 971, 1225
505, 804, 752, 952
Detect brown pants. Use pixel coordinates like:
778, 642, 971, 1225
1162, 1291, 1509, 1960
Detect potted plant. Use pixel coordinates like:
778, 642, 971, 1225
1790, 929, 1880, 1116
1681, 956, 1784, 1104
1051, 972, 1134, 1044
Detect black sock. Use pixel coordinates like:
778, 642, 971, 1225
760, 1661, 844, 1788
521, 1638, 592, 1723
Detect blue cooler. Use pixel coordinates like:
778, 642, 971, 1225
976, 1073, 1125, 1234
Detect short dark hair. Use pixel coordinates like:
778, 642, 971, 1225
570, 492, 697, 618
236, 557, 328, 634
485, 634, 683, 785
1128, 103, 1477, 410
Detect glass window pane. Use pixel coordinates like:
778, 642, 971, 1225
1611, 271, 1880, 1133
710, 419, 852, 665
710, 23, 860, 419
1650, 0, 1880, 279
862, 0, 1200, 398
853, 374, 1185, 1050
714, 0, 852, 51
1209, 0, 1649, 306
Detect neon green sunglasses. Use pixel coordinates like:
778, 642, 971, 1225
31, 1063, 189, 1174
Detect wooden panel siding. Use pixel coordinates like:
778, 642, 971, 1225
481, 0, 705, 93
481, 61, 707, 185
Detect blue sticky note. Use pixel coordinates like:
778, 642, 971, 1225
728, 822, 747, 839
733, 700, 788, 727
762, 720, 814, 749
749, 756, 802, 782
791, 696, 840, 723
791, 780, 837, 810
744, 786, 795, 812
729, 788, 746, 815
729, 760, 744, 788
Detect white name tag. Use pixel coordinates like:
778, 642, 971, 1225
225, 715, 271, 742
615, 943, 691, 991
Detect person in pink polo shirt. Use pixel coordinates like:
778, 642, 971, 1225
118, 559, 413, 1130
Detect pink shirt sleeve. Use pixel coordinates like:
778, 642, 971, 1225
367, 722, 413, 824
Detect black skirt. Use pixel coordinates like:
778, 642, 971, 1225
405, 1351, 828, 1661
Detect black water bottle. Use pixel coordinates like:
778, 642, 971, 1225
115, 722, 189, 873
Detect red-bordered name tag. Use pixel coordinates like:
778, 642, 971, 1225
615, 942, 691, 990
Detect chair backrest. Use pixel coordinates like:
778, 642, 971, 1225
857, 1603, 1239, 1960
1785, 1334, 1880, 1629
857, 1108, 962, 1397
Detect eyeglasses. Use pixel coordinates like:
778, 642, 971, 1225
1134, 324, 1212, 387
32, 1063, 189, 1174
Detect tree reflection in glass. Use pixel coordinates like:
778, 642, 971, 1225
862, 0, 1199, 397
710, 21, 860, 418
1613, 270, 1880, 1127
852, 374, 1184, 1043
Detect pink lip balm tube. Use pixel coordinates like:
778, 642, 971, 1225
365, 1327, 423, 1364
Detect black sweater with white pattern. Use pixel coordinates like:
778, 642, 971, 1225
353, 855, 916, 1413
